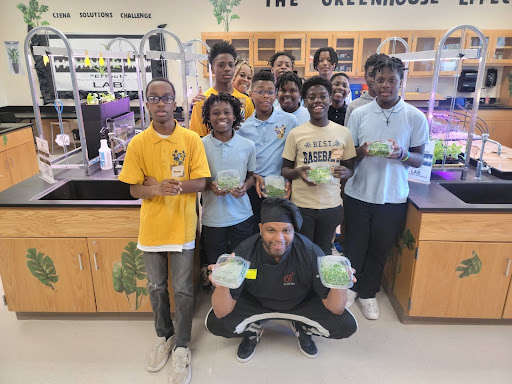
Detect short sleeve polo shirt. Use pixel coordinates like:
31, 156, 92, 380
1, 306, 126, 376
230, 233, 330, 311
238, 108, 298, 177
201, 131, 256, 227
344, 99, 429, 204
119, 122, 211, 246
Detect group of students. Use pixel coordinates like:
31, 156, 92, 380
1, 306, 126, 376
118, 40, 429, 384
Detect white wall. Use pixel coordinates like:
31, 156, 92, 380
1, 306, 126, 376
1, 0, 511, 106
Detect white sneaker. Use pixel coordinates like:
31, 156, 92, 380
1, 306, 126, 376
170, 347, 191, 384
346, 289, 357, 308
358, 298, 380, 320
145, 336, 174, 372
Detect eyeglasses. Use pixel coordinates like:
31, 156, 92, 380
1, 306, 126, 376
253, 90, 277, 97
147, 95, 175, 104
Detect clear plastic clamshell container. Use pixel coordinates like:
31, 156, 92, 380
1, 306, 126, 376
368, 141, 392, 157
265, 175, 286, 197
211, 254, 251, 289
216, 169, 241, 191
307, 162, 332, 184
317, 255, 354, 289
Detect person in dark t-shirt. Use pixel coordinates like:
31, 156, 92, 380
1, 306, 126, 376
205, 198, 357, 363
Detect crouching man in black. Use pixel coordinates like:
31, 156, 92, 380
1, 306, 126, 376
204, 197, 357, 362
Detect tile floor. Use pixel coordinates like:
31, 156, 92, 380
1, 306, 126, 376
1, 279, 512, 384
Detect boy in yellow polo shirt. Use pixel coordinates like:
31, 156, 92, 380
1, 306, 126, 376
189, 41, 254, 137
119, 77, 210, 384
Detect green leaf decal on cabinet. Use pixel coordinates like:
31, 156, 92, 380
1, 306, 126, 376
26, 248, 59, 290
3, 134, 7, 146
456, 251, 482, 278
387, 228, 416, 290
112, 241, 148, 310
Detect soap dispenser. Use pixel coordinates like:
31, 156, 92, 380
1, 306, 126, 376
99, 129, 113, 170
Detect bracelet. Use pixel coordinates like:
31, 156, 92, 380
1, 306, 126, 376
397, 147, 404, 160
401, 151, 410, 162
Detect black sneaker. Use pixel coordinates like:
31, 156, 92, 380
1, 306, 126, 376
290, 321, 318, 359
236, 328, 263, 363
200, 265, 213, 291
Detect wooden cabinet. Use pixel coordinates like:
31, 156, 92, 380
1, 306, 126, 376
381, 32, 413, 56
280, 33, 306, 67
409, 31, 439, 76
305, 33, 333, 77
464, 31, 492, 65
87, 238, 155, 313
356, 32, 383, 76
201, 32, 227, 78
0, 152, 12, 192
0, 238, 96, 312
0, 127, 38, 192
253, 33, 278, 67
384, 204, 512, 321
230, 33, 253, 65
489, 30, 512, 64
409, 241, 512, 319
333, 33, 359, 77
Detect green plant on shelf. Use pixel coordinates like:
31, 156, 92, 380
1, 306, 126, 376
112, 241, 148, 310
26, 247, 59, 291
507, 72, 512, 97
432, 139, 462, 164
209, 0, 241, 32
17, 0, 50, 27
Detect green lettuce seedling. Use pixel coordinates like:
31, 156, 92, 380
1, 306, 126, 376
321, 263, 350, 286
307, 167, 331, 184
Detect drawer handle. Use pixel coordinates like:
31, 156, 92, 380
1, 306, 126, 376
93, 253, 98, 270
78, 253, 83, 271
506, 259, 511, 277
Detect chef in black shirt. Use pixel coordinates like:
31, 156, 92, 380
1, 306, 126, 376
205, 198, 357, 363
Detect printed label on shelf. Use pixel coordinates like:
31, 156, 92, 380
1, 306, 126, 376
35, 137, 56, 184
408, 140, 435, 184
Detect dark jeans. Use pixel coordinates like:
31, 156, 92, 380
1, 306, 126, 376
247, 186, 264, 233
143, 249, 195, 347
205, 293, 357, 340
201, 216, 255, 265
343, 194, 407, 299
298, 205, 342, 255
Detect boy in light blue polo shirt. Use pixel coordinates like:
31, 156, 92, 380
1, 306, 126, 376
238, 70, 298, 227
200, 93, 256, 289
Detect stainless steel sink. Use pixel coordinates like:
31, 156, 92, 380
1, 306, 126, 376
33, 179, 137, 201
440, 182, 512, 204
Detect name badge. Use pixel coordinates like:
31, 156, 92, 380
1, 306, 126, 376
245, 269, 257, 279
171, 164, 185, 178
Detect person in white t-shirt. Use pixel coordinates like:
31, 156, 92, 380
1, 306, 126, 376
343, 57, 429, 320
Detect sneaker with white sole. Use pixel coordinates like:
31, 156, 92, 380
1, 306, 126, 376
170, 347, 191, 384
358, 297, 380, 320
145, 335, 174, 372
236, 325, 263, 363
346, 289, 357, 308
290, 321, 318, 359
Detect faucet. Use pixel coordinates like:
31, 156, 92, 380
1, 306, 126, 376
108, 132, 127, 176
475, 133, 502, 180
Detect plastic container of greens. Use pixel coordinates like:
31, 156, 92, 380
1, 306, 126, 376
265, 175, 286, 197
317, 255, 354, 289
368, 141, 393, 157
216, 169, 241, 191
211, 254, 251, 289
307, 162, 332, 184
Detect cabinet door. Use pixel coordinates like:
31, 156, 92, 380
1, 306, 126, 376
333, 33, 359, 77
0, 238, 96, 312
464, 31, 491, 65
254, 33, 278, 67
490, 31, 512, 64
409, 241, 512, 319
280, 34, 305, 67
438, 34, 463, 77
501, 268, 512, 318
7, 142, 39, 185
229, 33, 253, 66
487, 120, 512, 149
410, 32, 439, 76
381, 32, 413, 56
0, 151, 13, 192
356, 32, 383, 76
88, 239, 173, 312
305, 33, 333, 77
201, 33, 226, 78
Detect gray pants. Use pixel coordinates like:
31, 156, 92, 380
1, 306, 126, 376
143, 249, 194, 347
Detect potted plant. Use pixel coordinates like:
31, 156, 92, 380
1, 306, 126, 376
209, 0, 241, 32
7, 48, 20, 74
